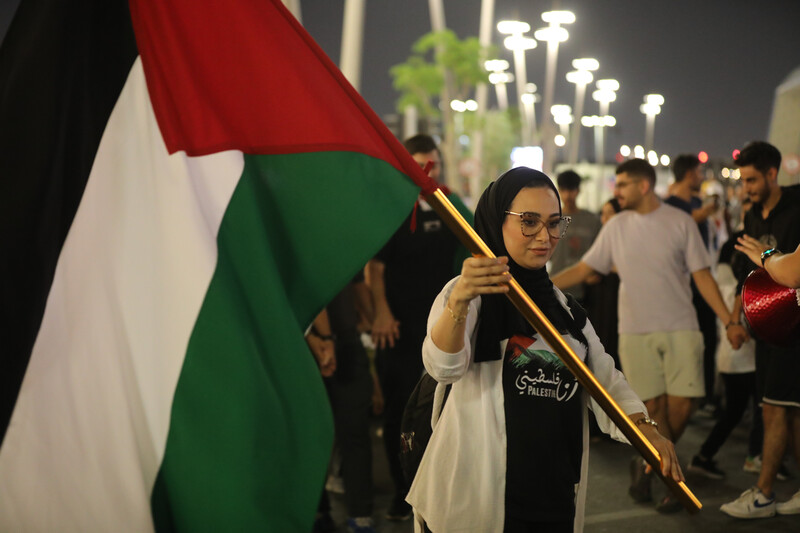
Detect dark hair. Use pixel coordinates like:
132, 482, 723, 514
616, 158, 656, 186
556, 170, 582, 190
672, 154, 700, 182
403, 134, 439, 156
734, 141, 781, 175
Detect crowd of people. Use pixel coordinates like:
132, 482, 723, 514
306, 135, 800, 533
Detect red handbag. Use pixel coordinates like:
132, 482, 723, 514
741, 267, 800, 347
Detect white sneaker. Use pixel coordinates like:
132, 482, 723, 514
777, 489, 800, 515
720, 486, 776, 519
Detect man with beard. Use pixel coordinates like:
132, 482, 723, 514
721, 141, 800, 519
552, 158, 746, 512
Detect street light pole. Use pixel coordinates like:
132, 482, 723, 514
640, 94, 664, 153
566, 58, 598, 165
340, 0, 366, 91
470, 0, 495, 200
535, 10, 574, 174
486, 59, 512, 110
498, 21, 537, 147
551, 104, 573, 164
592, 79, 619, 168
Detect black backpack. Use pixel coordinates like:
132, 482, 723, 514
399, 374, 451, 485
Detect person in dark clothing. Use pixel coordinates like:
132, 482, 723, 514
665, 154, 720, 412
721, 141, 800, 519
309, 276, 377, 533
584, 198, 622, 368
366, 134, 466, 521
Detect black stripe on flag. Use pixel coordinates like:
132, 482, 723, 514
0, 0, 138, 444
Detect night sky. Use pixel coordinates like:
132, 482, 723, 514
301, 0, 800, 162
2, 0, 798, 162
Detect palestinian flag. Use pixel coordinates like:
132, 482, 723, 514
0, 0, 451, 530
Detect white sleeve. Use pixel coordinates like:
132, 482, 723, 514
583, 318, 647, 444
581, 222, 614, 275
686, 217, 712, 273
421, 277, 481, 384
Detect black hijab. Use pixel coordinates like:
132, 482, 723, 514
473, 166, 588, 362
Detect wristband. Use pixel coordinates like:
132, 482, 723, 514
725, 321, 741, 329
635, 417, 658, 429
761, 248, 779, 266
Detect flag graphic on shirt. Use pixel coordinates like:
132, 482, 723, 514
0, 0, 442, 530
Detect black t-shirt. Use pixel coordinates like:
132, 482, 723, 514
326, 273, 367, 380
503, 334, 583, 522
734, 184, 800, 293
375, 202, 462, 351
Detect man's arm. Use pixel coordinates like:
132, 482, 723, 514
551, 261, 597, 290
306, 309, 336, 377
366, 258, 400, 349
352, 279, 374, 333
691, 268, 748, 348
690, 200, 716, 223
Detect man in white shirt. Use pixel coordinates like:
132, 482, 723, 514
551, 158, 747, 512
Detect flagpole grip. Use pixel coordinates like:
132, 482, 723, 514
423, 188, 702, 513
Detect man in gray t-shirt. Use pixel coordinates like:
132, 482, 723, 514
551, 159, 747, 512
548, 170, 601, 302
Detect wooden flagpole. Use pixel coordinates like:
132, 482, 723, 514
423, 186, 702, 513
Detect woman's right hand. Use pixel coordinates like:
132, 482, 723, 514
448, 256, 511, 308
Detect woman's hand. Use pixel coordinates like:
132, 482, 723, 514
448, 256, 511, 309
735, 234, 769, 266
639, 424, 684, 482
429, 256, 511, 354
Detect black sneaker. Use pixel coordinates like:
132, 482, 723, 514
777, 463, 794, 481
629, 457, 653, 503
688, 455, 725, 480
385, 496, 412, 521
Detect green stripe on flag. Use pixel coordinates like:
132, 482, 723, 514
151, 151, 419, 531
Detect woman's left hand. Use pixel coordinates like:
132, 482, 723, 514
735, 234, 769, 266
639, 425, 684, 482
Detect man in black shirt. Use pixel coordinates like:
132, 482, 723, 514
367, 134, 466, 521
721, 141, 800, 519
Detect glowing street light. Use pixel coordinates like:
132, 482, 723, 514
551, 104, 573, 136
640, 93, 664, 152
591, 78, 619, 167
566, 58, 598, 165
485, 59, 513, 110
499, 20, 538, 145
521, 85, 540, 144
535, 10, 574, 173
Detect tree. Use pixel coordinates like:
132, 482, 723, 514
391, 30, 490, 192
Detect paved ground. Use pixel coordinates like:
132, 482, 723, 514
328, 408, 800, 532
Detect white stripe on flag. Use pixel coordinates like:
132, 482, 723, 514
0, 57, 243, 531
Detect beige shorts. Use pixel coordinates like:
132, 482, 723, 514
619, 330, 705, 401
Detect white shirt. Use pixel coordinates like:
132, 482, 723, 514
582, 203, 711, 334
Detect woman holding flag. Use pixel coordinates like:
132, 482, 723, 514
406, 167, 682, 532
